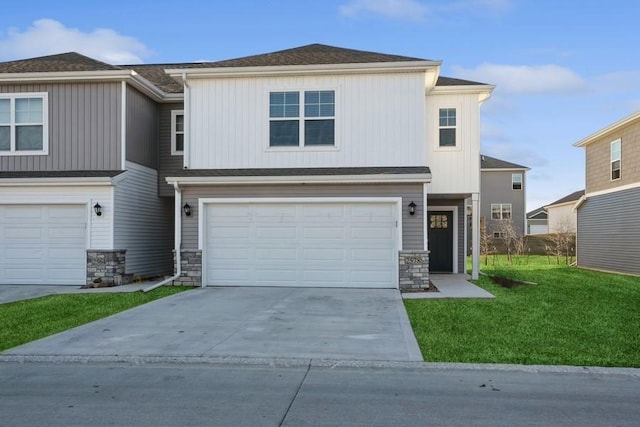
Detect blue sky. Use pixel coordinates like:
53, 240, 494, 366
1, 0, 639, 210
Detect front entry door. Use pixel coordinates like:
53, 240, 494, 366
428, 211, 453, 272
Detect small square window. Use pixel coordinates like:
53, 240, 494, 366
439, 108, 456, 147
512, 173, 523, 190
0, 93, 48, 155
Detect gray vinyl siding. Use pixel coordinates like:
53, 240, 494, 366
0, 82, 121, 171
158, 102, 184, 197
125, 86, 158, 169
180, 183, 424, 251
480, 170, 526, 234
113, 161, 174, 277
429, 198, 466, 274
577, 186, 640, 275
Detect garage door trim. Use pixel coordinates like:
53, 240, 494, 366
199, 197, 403, 288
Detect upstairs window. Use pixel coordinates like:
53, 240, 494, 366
0, 93, 48, 155
611, 139, 621, 180
439, 108, 456, 147
171, 110, 184, 155
491, 203, 512, 220
269, 90, 335, 147
512, 173, 523, 190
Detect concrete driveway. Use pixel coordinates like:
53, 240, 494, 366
3, 287, 423, 362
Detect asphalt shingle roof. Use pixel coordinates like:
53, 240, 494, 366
547, 190, 585, 206
0, 52, 120, 73
481, 154, 528, 169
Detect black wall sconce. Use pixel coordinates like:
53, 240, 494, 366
183, 203, 191, 216
93, 203, 102, 216
408, 201, 416, 216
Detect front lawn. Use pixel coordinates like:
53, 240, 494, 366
0, 286, 190, 352
404, 256, 640, 367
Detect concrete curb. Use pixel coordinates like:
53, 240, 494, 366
1, 354, 638, 377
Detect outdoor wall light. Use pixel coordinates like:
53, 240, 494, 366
183, 203, 192, 216
408, 201, 417, 216
93, 203, 102, 216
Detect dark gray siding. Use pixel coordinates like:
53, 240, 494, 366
180, 183, 424, 251
158, 102, 184, 197
577, 187, 640, 275
480, 170, 526, 234
429, 198, 466, 274
125, 86, 158, 169
0, 82, 121, 171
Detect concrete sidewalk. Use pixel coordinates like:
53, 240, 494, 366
402, 274, 495, 299
3, 287, 423, 362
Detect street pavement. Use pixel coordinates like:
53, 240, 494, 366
1, 362, 638, 426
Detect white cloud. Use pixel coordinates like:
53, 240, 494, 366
339, 0, 428, 21
453, 63, 587, 95
0, 19, 150, 64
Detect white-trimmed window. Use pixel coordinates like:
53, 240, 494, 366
171, 110, 184, 155
512, 173, 523, 190
269, 90, 335, 147
491, 203, 512, 220
0, 92, 48, 155
611, 139, 621, 180
438, 108, 456, 147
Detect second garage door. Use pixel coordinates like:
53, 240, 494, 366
0, 205, 87, 285
204, 201, 399, 288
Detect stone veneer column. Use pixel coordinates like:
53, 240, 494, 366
398, 250, 430, 290
86, 250, 128, 286
173, 249, 202, 286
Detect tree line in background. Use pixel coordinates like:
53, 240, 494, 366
479, 217, 576, 265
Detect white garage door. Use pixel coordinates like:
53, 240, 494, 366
0, 205, 87, 285
204, 201, 399, 288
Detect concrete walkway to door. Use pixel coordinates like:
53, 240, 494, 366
3, 287, 424, 362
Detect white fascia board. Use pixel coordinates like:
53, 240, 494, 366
574, 111, 640, 147
431, 84, 495, 98
543, 200, 579, 210
166, 173, 432, 186
0, 70, 134, 82
0, 177, 119, 186
481, 167, 531, 172
166, 60, 442, 80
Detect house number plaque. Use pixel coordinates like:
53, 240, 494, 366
405, 256, 424, 264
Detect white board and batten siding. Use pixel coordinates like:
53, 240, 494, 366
113, 161, 173, 277
186, 73, 426, 169
202, 199, 401, 288
425, 92, 482, 195
0, 185, 114, 285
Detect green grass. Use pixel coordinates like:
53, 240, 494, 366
0, 286, 190, 352
404, 256, 640, 367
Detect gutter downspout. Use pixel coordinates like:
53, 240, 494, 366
142, 182, 183, 292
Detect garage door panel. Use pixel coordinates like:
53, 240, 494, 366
205, 201, 398, 288
0, 205, 86, 285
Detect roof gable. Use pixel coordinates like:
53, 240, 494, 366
546, 190, 585, 207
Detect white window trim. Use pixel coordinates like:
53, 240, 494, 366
0, 92, 49, 156
512, 173, 523, 190
436, 107, 459, 151
266, 89, 337, 151
491, 203, 512, 220
610, 138, 621, 181
171, 109, 184, 156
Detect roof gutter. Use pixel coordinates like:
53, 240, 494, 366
0, 176, 122, 186
165, 173, 432, 186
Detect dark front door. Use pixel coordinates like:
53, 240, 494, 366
428, 211, 453, 272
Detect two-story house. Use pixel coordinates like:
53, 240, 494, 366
0, 44, 493, 288
544, 189, 584, 233
574, 111, 640, 276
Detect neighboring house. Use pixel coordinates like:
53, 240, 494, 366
574, 111, 640, 276
479, 155, 528, 237
0, 44, 493, 288
544, 190, 584, 233
526, 207, 548, 235
465, 154, 528, 252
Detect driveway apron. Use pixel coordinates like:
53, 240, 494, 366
3, 287, 423, 362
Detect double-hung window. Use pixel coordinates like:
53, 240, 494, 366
512, 173, 523, 190
269, 90, 335, 147
611, 139, 621, 180
491, 203, 512, 220
0, 93, 48, 155
171, 110, 184, 155
439, 108, 456, 147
